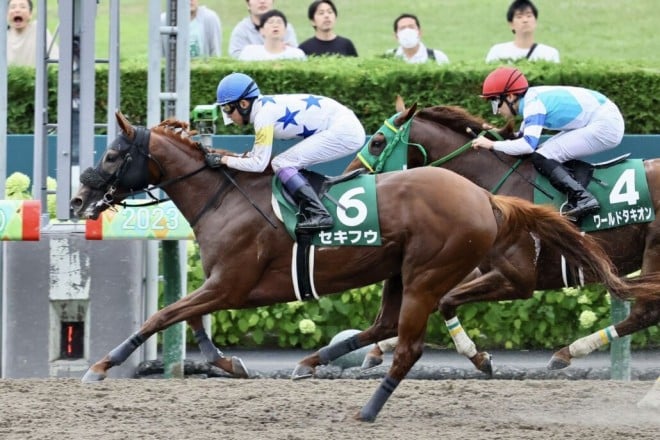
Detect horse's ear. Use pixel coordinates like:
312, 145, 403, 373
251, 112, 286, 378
395, 95, 406, 113
115, 110, 135, 138
394, 102, 417, 126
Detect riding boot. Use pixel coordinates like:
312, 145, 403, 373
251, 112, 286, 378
549, 167, 600, 218
293, 184, 334, 233
531, 153, 600, 220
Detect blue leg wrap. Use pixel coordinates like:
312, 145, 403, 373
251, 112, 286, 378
193, 328, 223, 363
359, 375, 400, 422
318, 334, 361, 364
107, 332, 145, 366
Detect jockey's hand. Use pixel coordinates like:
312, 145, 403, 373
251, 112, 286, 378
472, 136, 494, 150
205, 153, 225, 168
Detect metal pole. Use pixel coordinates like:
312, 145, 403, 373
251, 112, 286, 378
610, 298, 631, 380
0, 0, 7, 377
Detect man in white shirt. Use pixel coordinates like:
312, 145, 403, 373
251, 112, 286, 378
229, 0, 298, 59
385, 13, 449, 65
238, 9, 306, 61
485, 0, 559, 63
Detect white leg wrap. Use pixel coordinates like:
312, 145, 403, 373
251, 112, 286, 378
568, 325, 619, 358
377, 337, 399, 353
446, 317, 477, 358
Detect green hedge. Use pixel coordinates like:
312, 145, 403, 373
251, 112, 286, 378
8, 58, 660, 134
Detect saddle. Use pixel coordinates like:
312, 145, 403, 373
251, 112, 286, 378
563, 153, 631, 187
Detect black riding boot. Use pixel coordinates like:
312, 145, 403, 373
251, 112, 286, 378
531, 153, 600, 219
293, 184, 334, 233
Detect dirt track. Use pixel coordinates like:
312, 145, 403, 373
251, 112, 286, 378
0, 378, 657, 439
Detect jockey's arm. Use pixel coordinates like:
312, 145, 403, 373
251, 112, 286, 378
225, 123, 274, 172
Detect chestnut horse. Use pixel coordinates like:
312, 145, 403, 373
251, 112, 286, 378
343, 101, 660, 372
73, 112, 643, 422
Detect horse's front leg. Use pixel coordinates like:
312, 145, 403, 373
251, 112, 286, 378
292, 275, 403, 379
548, 297, 660, 369
187, 315, 248, 378
82, 284, 242, 382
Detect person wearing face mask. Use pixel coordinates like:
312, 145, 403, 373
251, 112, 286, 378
385, 13, 448, 65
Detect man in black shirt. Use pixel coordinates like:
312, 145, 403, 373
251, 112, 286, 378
299, 0, 358, 57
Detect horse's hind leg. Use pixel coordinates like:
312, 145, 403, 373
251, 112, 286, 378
548, 297, 660, 369
292, 275, 403, 379
187, 315, 248, 378
357, 291, 434, 422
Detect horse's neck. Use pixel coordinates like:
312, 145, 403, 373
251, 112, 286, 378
448, 150, 535, 199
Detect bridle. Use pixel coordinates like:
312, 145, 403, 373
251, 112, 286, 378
79, 125, 277, 228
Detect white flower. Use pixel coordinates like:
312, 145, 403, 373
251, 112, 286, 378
298, 318, 316, 334
579, 310, 598, 328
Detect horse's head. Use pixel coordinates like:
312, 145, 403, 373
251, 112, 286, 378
346, 99, 419, 173
71, 111, 155, 220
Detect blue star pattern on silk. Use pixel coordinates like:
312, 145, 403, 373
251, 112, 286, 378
298, 125, 317, 138
302, 95, 323, 109
260, 96, 276, 106
277, 107, 300, 129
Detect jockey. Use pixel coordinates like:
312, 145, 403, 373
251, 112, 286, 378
472, 66, 625, 220
205, 72, 366, 233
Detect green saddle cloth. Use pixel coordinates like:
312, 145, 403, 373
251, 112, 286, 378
534, 159, 655, 232
272, 174, 382, 246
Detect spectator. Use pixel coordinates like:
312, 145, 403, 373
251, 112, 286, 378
238, 10, 306, 61
229, 0, 297, 59
6, 0, 58, 67
299, 0, 357, 57
485, 0, 559, 63
385, 13, 448, 65
160, 0, 222, 58
204, 72, 366, 232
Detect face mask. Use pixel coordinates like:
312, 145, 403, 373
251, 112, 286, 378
397, 28, 420, 49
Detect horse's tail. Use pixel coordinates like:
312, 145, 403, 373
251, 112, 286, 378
490, 195, 659, 302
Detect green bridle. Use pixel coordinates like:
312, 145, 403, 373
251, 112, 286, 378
355, 112, 519, 194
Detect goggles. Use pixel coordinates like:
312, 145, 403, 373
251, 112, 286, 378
221, 103, 237, 115
489, 97, 504, 115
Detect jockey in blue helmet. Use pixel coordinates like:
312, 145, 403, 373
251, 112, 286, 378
205, 72, 366, 233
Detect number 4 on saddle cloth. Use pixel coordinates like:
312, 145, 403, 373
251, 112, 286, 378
272, 170, 382, 301
272, 170, 382, 247
534, 157, 655, 232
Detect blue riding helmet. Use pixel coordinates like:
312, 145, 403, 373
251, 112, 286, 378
216, 73, 261, 105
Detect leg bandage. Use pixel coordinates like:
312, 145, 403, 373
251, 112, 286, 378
446, 317, 477, 358
569, 325, 619, 358
194, 329, 223, 362
108, 332, 145, 366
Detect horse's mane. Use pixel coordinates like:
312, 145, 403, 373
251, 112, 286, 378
415, 105, 515, 139
152, 118, 200, 150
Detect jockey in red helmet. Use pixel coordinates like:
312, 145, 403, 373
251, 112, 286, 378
472, 67, 624, 221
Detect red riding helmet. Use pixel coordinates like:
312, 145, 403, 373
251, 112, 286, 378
481, 67, 529, 98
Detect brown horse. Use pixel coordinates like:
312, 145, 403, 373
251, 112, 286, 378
72, 112, 640, 422
342, 100, 660, 372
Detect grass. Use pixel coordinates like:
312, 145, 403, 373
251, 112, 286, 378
44, 0, 660, 66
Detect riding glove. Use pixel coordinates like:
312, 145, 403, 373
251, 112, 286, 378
205, 153, 224, 168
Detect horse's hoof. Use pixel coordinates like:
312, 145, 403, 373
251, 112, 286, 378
291, 364, 314, 380
547, 355, 571, 370
81, 369, 106, 383
471, 352, 493, 376
231, 356, 249, 378
354, 409, 376, 422
360, 354, 383, 370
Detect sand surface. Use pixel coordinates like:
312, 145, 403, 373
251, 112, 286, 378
0, 378, 658, 439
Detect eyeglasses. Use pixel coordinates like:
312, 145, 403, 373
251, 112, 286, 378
221, 103, 237, 115
489, 97, 504, 115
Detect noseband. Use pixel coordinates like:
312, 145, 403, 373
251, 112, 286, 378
79, 126, 153, 210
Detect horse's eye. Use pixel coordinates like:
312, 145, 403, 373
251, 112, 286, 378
370, 136, 385, 153
105, 151, 120, 163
